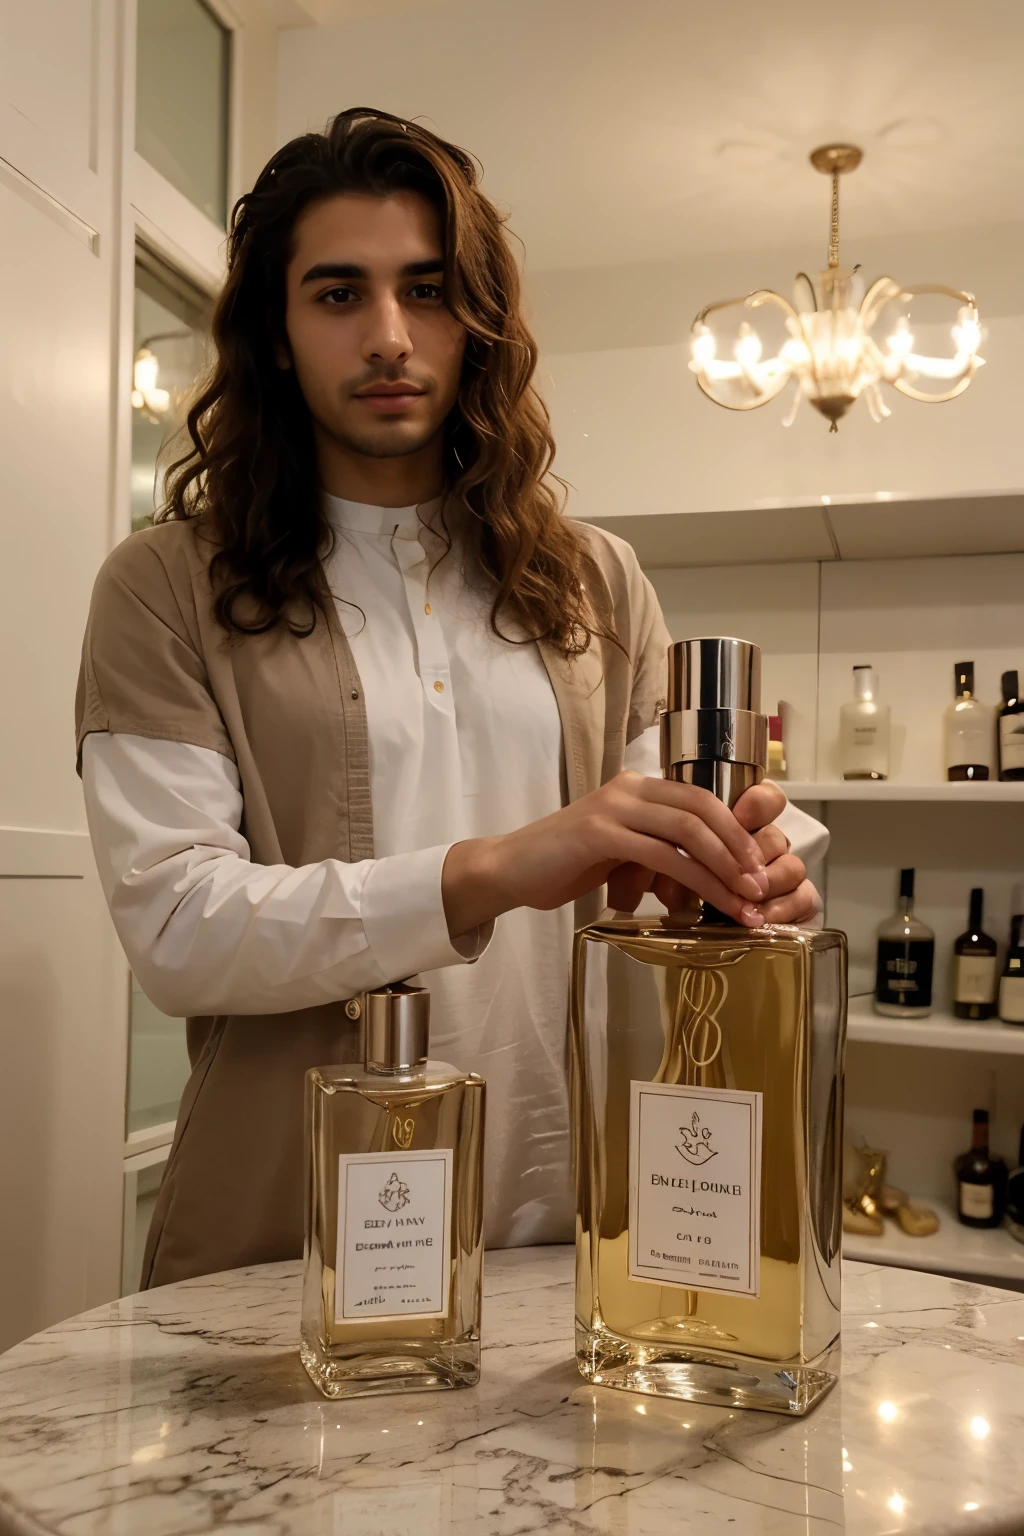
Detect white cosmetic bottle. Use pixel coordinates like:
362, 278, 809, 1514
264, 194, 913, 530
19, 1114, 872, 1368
840, 665, 890, 781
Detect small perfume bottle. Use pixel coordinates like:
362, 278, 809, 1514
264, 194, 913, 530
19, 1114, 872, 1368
839, 665, 890, 780
944, 661, 995, 781
301, 982, 485, 1398
571, 638, 847, 1418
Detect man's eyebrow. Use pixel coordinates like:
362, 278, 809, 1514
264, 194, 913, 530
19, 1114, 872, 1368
299, 257, 445, 285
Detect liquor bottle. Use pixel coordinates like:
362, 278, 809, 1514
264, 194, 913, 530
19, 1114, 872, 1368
570, 637, 846, 1417
839, 665, 890, 780
301, 982, 485, 1398
1004, 1123, 1024, 1244
998, 670, 1024, 781
951, 888, 999, 1021
873, 869, 935, 1019
767, 712, 787, 780
999, 887, 1024, 1025
954, 1109, 1007, 1229
944, 662, 995, 781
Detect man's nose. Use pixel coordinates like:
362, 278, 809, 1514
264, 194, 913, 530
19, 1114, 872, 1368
363, 292, 412, 365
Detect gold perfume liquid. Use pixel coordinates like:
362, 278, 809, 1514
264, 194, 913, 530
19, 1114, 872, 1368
301, 984, 485, 1398
571, 637, 847, 1416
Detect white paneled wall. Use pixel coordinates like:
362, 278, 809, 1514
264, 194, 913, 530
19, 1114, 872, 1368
649, 550, 1024, 1210
0, 0, 284, 1351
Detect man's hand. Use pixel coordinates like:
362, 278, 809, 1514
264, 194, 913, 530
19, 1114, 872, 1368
606, 781, 819, 926
442, 771, 777, 940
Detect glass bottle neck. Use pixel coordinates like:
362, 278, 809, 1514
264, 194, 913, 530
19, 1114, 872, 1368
972, 1119, 990, 1152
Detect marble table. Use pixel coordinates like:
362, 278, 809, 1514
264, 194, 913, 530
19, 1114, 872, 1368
2, 1250, 1024, 1535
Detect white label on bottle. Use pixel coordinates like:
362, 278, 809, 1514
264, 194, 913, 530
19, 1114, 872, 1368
628, 1081, 762, 1298
1000, 975, 1024, 1023
1000, 717, 1024, 772
335, 1149, 452, 1324
954, 955, 999, 1004
946, 705, 995, 773
959, 1182, 994, 1220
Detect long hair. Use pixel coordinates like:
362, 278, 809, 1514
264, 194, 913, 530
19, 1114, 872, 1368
159, 107, 608, 655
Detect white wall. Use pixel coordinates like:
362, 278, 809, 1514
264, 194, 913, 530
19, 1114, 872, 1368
0, 0, 128, 1351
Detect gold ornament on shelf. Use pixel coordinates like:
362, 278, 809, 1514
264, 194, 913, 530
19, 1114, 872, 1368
842, 1144, 940, 1239
689, 143, 984, 432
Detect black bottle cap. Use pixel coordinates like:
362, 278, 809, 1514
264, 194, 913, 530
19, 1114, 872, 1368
899, 868, 915, 900
955, 661, 975, 696
1004, 670, 1020, 705
974, 1109, 989, 1126
969, 887, 984, 926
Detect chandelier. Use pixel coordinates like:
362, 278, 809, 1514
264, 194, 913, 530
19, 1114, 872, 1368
131, 347, 171, 423
131, 329, 199, 425
688, 144, 983, 431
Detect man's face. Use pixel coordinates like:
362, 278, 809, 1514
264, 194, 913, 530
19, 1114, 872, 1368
281, 190, 467, 461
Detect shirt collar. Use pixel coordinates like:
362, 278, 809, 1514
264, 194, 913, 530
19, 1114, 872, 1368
323, 493, 445, 539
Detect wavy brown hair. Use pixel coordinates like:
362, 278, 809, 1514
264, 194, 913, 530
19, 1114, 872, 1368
158, 106, 608, 655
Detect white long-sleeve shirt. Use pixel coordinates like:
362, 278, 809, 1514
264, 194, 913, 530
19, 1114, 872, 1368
82, 494, 828, 1246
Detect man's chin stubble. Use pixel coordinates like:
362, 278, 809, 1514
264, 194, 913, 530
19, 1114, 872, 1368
329, 421, 442, 461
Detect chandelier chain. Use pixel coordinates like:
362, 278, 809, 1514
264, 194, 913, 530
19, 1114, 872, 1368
828, 171, 840, 269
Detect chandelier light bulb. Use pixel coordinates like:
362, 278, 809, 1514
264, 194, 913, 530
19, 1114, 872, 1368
688, 143, 984, 431
131, 344, 174, 423
886, 319, 914, 359
735, 325, 763, 367
691, 324, 717, 367
133, 349, 159, 395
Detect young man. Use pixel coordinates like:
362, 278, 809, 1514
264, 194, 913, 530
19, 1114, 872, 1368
77, 109, 825, 1287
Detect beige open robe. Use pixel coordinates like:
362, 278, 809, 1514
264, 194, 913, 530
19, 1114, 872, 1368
75, 515, 671, 1288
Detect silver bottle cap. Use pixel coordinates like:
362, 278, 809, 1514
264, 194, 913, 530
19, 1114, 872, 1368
668, 636, 761, 714
662, 637, 768, 787
364, 982, 430, 1073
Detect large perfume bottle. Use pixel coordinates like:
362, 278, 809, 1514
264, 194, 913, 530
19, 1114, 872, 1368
571, 637, 847, 1416
839, 664, 890, 780
301, 982, 485, 1398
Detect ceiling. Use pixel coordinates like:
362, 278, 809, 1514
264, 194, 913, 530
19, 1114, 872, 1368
277, 0, 1024, 271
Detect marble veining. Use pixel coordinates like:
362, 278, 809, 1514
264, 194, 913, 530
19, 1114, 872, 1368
2, 1249, 1024, 1534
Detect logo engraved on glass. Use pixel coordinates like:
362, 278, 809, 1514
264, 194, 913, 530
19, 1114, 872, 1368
391, 1115, 415, 1149
378, 1172, 411, 1213
675, 1110, 719, 1166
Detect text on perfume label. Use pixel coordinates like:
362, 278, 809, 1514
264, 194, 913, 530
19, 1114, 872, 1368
651, 1174, 742, 1194
335, 1149, 453, 1322
629, 1082, 762, 1299
362, 1215, 427, 1227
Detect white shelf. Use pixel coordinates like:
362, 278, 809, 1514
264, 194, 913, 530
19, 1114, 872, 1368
580, 490, 1024, 569
847, 996, 1024, 1056
785, 780, 1024, 802
844, 1196, 1024, 1283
